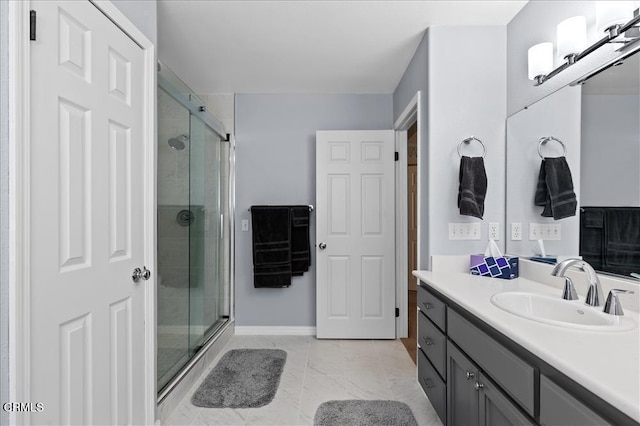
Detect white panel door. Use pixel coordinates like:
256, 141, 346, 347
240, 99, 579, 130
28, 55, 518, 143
29, 1, 148, 424
316, 130, 396, 338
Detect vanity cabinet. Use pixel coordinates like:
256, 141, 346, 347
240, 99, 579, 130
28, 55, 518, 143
539, 375, 610, 426
447, 341, 534, 426
417, 281, 629, 426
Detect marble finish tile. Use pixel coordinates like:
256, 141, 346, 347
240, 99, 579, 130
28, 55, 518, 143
163, 335, 443, 426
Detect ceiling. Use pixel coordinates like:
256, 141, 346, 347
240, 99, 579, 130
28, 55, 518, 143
157, 0, 528, 94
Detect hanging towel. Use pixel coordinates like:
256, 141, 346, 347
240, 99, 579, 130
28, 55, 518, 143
603, 208, 640, 276
458, 156, 487, 219
251, 206, 292, 288
534, 157, 577, 220
290, 206, 311, 276
580, 207, 605, 271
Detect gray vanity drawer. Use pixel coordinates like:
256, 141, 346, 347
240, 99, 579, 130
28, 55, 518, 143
448, 309, 535, 417
540, 375, 611, 426
418, 284, 447, 332
418, 311, 446, 379
418, 348, 447, 424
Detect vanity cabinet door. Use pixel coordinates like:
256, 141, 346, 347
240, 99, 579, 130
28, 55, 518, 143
418, 311, 447, 379
540, 375, 611, 426
418, 284, 447, 332
447, 341, 480, 426
418, 348, 447, 424
478, 372, 535, 426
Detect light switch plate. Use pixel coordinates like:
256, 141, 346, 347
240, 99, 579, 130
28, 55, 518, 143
241, 219, 249, 232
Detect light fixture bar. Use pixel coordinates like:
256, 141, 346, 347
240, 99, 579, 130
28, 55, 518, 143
534, 9, 640, 86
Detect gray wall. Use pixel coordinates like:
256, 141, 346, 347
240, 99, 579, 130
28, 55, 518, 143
392, 27, 507, 266
393, 32, 431, 269
234, 94, 393, 327
1, 1, 9, 423
581, 94, 640, 206
427, 26, 507, 256
112, 0, 158, 45
507, 1, 634, 115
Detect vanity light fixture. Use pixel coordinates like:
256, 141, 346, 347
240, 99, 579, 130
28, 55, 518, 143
557, 16, 587, 64
596, 1, 635, 35
528, 42, 553, 85
529, 6, 640, 86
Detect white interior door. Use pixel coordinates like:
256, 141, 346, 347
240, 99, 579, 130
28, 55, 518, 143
29, 1, 148, 423
316, 130, 396, 339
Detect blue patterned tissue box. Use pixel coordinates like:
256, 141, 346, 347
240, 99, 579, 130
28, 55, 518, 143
470, 255, 519, 279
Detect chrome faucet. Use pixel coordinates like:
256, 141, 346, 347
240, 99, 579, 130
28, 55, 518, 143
551, 258, 604, 307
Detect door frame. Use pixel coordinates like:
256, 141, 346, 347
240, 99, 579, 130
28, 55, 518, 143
7, 1, 156, 424
394, 91, 422, 338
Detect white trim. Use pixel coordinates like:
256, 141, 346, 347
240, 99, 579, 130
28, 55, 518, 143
234, 326, 317, 336
393, 91, 422, 340
10, 1, 156, 424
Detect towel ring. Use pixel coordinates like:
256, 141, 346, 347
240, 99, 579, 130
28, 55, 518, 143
538, 136, 567, 159
457, 136, 486, 158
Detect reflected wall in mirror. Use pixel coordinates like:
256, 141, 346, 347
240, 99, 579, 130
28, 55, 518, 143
506, 49, 640, 279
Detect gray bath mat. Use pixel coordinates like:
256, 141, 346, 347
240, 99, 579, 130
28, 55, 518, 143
191, 349, 287, 408
314, 400, 418, 426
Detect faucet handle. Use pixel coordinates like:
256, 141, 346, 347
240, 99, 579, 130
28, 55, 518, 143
603, 289, 635, 316
561, 277, 578, 301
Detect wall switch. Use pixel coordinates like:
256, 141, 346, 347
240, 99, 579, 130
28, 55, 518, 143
448, 222, 481, 240
241, 219, 249, 232
511, 223, 522, 241
488, 222, 499, 240
529, 223, 561, 241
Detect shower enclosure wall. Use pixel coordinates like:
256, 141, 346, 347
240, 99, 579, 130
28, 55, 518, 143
156, 62, 233, 396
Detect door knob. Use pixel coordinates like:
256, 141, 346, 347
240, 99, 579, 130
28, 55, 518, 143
132, 266, 151, 283
319, 242, 327, 250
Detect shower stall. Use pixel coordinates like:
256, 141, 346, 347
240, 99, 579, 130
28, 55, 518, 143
156, 62, 233, 397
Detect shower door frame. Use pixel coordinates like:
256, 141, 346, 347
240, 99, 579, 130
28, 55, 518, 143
156, 69, 235, 401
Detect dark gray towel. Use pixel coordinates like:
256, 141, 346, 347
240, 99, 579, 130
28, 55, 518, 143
290, 206, 311, 276
603, 208, 640, 276
534, 157, 577, 220
580, 207, 605, 271
458, 156, 487, 219
251, 206, 292, 288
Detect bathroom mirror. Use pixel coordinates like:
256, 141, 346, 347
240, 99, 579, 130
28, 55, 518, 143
506, 49, 640, 280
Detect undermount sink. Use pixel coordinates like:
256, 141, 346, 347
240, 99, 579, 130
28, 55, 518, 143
490, 292, 636, 331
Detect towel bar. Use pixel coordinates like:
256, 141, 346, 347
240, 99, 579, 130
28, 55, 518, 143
457, 136, 486, 158
248, 205, 314, 212
538, 136, 567, 159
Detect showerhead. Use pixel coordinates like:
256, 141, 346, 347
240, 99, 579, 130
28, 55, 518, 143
168, 134, 189, 151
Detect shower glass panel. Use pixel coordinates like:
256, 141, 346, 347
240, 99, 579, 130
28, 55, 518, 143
157, 63, 231, 394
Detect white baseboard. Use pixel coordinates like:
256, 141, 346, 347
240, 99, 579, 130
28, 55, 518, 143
234, 326, 316, 336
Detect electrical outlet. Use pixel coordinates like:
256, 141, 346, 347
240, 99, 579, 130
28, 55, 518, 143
511, 222, 522, 241
488, 222, 499, 240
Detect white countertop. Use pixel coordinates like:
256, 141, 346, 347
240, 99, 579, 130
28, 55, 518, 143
413, 270, 640, 423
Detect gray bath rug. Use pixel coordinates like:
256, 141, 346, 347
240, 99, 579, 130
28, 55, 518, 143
191, 348, 287, 408
314, 400, 418, 426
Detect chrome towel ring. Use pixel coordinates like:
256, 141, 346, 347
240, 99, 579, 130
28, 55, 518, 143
538, 136, 567, 159
457, 136, 486, 158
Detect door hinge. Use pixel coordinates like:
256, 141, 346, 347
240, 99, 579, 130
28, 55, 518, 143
395, 307, 400, 317
394, 151, 399, 161
30, 10, 36, 41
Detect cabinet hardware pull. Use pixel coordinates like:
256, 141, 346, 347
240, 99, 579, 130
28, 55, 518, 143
466, 371, 475, 380
474, 382, 484, 391
423, 337, 433, 346
422, 302, 432, 309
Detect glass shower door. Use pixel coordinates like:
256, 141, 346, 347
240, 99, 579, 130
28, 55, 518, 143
188, 104, 228, 353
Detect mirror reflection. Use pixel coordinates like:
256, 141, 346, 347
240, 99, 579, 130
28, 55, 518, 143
506, 49, 640, 279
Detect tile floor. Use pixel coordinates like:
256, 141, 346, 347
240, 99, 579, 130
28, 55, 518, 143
163, 335, 443, 425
